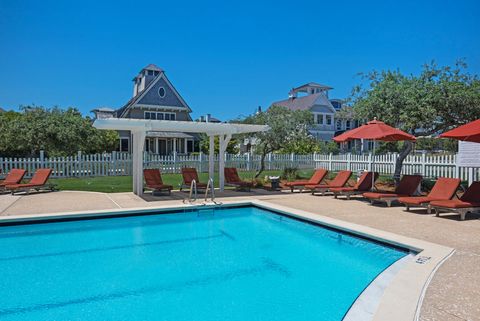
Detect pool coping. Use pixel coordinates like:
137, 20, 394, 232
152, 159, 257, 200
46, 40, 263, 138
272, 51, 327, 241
0, 199, 454, 321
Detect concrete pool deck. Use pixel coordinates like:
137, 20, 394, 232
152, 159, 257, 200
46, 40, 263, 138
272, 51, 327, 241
0, 190, 479, 321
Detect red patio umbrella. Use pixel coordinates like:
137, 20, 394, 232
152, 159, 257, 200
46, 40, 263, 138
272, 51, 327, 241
439, 119, 480, 143
333, 119, 416, 143
333, 118, 416, 189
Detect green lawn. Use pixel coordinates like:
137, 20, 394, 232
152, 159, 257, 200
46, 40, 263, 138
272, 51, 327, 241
50, 169, 315, 193
46, 169, 417, 193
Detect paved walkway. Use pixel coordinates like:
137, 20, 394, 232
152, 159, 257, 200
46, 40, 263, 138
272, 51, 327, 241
1, 190, 479, 321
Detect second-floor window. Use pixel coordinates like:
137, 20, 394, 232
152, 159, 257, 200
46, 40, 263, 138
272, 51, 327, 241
316, 114, 324, 125
145, 112, 176, 121
346, 120, 351, 129
336, 120, 342, 131
326, 115, 332, 125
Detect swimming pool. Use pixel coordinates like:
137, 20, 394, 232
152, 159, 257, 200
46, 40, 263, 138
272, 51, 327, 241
0, 205, 407, 321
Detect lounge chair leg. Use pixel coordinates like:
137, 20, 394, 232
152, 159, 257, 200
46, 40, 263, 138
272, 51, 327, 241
406, 205, 410, 211
427, 205, 432, 214
386, 200, 392, 207
346, 194, 351, 200
434, 208, 439, 217
334, 194, 338, 199
459, 210, 467, 221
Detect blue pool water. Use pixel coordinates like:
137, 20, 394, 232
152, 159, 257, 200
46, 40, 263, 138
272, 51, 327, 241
0, 206, 406, 321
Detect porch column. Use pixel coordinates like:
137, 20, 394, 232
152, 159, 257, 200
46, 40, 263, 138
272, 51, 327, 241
132, 130, 146, 196
173, 138, 177, 155
184, 138, 188, 154
209, 135, 215, 181
218, 134, 232, 191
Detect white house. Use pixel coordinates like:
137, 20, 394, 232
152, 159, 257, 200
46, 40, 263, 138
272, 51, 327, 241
271, 82, 360, 142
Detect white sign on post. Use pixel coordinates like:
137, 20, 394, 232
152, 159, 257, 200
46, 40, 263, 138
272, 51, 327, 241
457, 141, 480, 167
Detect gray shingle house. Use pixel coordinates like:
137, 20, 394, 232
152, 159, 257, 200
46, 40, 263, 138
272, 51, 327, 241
271, 83, 338, 141
92, 64, 198, 155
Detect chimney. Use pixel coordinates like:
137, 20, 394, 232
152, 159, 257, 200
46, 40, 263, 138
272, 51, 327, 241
288, 88, 297, 99
206, 114, 211, 122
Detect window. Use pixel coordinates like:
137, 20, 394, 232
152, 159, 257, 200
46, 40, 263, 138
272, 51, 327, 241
346, 120, 351, 129
326, 115, 332, 125
336, 120, 342, 131
148, 70, 154, 76
120, 138, 129, 152
144, 111, 176, 121
187, 140, 194, 153
317, 114, 324, 125
158, 87, 166, 98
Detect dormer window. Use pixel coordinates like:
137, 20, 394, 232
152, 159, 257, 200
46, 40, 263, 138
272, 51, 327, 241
158, 87, 166, 98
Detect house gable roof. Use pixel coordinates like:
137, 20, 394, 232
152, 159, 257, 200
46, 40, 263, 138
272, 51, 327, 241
271, 93, 336, 113
117, 71, 191, 118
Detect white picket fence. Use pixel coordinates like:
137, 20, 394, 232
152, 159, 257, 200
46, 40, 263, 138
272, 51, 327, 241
0, 151, 479, 182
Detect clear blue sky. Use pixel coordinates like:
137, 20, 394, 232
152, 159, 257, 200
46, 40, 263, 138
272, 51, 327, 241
1, 0, 479, 120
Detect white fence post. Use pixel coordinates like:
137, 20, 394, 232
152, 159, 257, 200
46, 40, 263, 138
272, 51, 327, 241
421, 152, 426, 177
39, 150, 45, 168
328, 153, 333, 171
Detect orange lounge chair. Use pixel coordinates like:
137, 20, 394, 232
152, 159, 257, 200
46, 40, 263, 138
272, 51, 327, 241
398, 177, 461, 214
180, 167, 208, 191
143, 169, 173, 195
306, 170, 352, 195
0, 169, 26, 192
363, 174, 423, 207
6, 168, 54, 195
284, 168, 328, 192
430, 181, 480, 221
225, 168, 254, 191
330, 171, 379, 199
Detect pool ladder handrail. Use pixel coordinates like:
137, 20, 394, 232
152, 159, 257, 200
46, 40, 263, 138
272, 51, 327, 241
183, 179, 197, 204
204, 178, 215, 203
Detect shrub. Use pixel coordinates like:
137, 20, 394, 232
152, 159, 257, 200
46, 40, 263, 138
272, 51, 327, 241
281, 167, 298, 181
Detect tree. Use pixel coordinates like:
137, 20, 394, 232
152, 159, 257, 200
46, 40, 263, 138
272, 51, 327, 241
350, 60, 480, 183
240, 105, 313, 178
199, 134, 239, 154
0, 106, 119, 157
278, 138, 340, 155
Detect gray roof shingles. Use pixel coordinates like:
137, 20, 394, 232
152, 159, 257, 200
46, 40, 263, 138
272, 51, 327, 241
272, 93, 333, 111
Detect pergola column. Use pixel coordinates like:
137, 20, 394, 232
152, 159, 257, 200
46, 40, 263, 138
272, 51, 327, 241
131, 130, 146, 196
218, 134, 232, 191
208, 135, 215, 181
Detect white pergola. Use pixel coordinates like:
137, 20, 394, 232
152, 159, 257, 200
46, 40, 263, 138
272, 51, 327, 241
93, 118, 268, 195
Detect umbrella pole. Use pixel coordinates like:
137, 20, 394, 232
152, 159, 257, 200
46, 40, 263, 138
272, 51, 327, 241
371, 139, 376, 191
